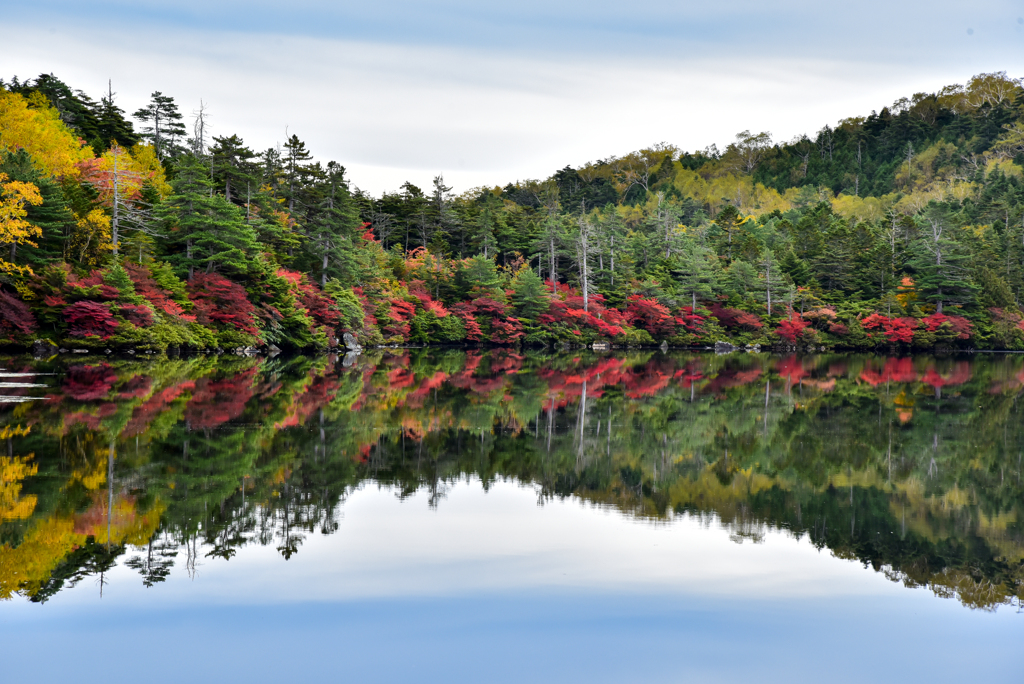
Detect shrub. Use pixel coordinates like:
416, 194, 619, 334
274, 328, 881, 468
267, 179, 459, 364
64, 301, 118, 340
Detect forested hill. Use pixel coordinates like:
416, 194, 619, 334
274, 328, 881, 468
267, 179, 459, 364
1, 71, 1024, 352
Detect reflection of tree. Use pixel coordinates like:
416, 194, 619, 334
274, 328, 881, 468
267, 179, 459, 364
3, 349, 1024, 609
125, 534, 177, 587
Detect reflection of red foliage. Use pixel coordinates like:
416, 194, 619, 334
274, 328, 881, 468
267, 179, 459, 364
188, 273, 258, 335
859, 358, 917, 386
123, 380, 196, 437
117, 375, 152, 400
775, 356, 808, 383
921, 362, 971, 388
185, 367, 257, 428
705, 367, 763, 394
623, 361, 671, 398
64, 301, 118, 340
63, 364, 118, 401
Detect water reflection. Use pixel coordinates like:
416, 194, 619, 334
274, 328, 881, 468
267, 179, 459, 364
1, 350, 1023, 610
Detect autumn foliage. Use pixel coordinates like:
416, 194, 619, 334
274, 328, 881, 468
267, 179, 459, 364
188, 272, 258, 336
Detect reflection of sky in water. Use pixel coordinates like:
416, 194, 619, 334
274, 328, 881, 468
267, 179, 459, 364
5, 480, 1022, 682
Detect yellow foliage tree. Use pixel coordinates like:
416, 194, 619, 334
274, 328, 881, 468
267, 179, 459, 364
0, 89, 92, 178
0, 172, 43, 276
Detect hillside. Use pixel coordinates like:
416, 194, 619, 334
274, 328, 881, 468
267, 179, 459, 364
1, 71, 1024, 351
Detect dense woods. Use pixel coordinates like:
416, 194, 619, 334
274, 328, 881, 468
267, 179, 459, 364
3, 71, 1024, 350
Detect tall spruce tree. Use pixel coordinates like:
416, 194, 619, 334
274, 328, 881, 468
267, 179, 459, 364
158, 155, 259, 279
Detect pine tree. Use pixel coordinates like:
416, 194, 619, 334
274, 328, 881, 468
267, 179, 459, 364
0, 148, 75, 268
511, 267, 548, 322
158, 155, 259, 279
88, 81, 140, 150
283, 134, 313, 213
303, 161, 362, 286
672, 243, 719, 310
133, 92, 187, 159
210, 134, 258, 205
909, 206, 978, 312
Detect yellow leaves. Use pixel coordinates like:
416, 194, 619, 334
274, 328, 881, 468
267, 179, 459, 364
0, 516, 78, 600
0, 172, 43, 277
0, 425, 31, 439
895, 277, 916, 308
673, 167, 790, 217
0, 89, 92, 178
985, 157, 1023, 180
831, 193, 894, 223
129, 143, 172, 197
69, 208, 112, 267
0, 447, 38, 521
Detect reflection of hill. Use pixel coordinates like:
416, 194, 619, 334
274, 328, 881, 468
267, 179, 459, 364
1, 351, 1023, 609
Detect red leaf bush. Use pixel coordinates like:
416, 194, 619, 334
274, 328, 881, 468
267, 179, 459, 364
188, 273, 258, 335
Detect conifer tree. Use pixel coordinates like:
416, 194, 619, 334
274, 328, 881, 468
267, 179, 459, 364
159, 155, 259, 279
909, 206, 978, 312
672, 243, 719, 310
511, 267, 548, 322
133, 91, 187, 159
283, 134, 313, 213
210, 134, 257, 205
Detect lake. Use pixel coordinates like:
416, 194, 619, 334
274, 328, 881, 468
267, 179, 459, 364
2, 349, 1022, 683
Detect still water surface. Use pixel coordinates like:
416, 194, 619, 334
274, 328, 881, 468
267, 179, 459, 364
2, 350, 1022, 682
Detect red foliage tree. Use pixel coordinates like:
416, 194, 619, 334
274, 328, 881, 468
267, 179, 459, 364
861, 313, 917, 344
450, 301, 485, 342
921, 312, 972, 340
64, 301, 119, 339
125, 263, 193, 320
0, 290, 37, 336
188, 273, 258, 335
118, 303, 154, 327
276, 268, 341, 330
775, 311, 809, 343
625, 295, 676, 337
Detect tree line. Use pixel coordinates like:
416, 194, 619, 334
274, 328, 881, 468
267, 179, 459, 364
2, 71, 1024, 350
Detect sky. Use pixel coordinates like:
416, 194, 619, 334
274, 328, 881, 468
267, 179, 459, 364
3, 1, 1024, 195
4, 480, 1022, 683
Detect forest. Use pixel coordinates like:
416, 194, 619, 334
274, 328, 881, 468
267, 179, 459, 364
2, 71, 1024, 351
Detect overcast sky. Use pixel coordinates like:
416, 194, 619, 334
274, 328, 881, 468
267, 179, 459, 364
4, 1, 1024, 195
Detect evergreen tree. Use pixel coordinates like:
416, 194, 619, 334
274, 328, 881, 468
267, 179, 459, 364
908, 205, 978, 313
210, 134, 258, 205
158, 155, 259, 279
92, 82, 140, 150
283, 134, 313, 213
511, 267, 548, 321
133, 92, 187, 159
672, 243, 719, 310
0, 149, 75, 267
303, 161, 362, 286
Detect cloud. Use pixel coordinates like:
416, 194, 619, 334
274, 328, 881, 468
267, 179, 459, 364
3, 3, 1023, 194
